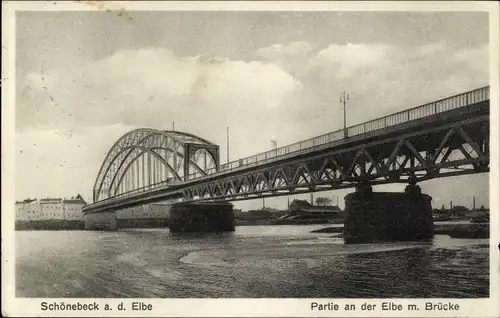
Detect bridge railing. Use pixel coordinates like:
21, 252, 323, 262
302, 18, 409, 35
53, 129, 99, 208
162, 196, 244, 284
92, 86, 489, 204
187, 86, 489, 179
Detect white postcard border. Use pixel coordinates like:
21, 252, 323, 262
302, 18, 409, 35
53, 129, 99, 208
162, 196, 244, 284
2, 1, 499, 317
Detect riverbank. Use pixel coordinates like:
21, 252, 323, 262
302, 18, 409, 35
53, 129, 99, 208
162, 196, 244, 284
311, 222, 490, 239
15, 220, 85, 231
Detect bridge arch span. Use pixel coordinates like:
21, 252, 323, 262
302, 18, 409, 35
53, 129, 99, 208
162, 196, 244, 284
93, 129, 220, 202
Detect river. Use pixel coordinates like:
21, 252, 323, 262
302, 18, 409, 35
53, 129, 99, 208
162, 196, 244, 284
16, 225, 489, 298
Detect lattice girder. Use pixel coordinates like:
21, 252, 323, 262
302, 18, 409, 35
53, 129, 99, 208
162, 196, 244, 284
182, 117, 488, 202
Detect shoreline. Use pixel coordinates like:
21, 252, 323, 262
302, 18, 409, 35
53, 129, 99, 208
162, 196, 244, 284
310, 222, 490, 239
15, 220, 86, 231
15, 219, 489, 240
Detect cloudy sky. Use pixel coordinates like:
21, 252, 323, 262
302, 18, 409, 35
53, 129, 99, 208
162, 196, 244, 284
15, 10, 490, 210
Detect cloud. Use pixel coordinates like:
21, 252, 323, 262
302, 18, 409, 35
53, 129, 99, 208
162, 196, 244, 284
15, 48, 304, 200
16, 48, 301, 132
255, 41, 315, 78
256, 41, 314, 60
418, 41, 446, 55
293, 42, 487, 124
313, 43, 390, 78
15, 124, 133, 202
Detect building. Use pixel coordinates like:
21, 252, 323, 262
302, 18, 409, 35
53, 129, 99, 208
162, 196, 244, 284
62, 194, 87, 220
15, 194, 87, 221
15, 198, 36, 221
289, 199, 343, 215
39, 198, 64, 220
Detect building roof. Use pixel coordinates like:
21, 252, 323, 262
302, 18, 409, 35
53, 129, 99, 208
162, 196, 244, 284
63, 194, 87, 205
290, 199, 342, 213
15, 198, 37, 204
17, 194, 87, 205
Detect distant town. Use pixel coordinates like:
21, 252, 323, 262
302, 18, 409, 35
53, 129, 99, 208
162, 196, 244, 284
15, 194, 87, 230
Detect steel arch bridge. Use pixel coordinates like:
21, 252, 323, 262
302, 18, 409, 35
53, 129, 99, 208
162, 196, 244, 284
93, 129, 220, 202
85, 86, 490, 214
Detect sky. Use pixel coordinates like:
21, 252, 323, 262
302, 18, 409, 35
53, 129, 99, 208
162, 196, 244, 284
14, 10, 490, 210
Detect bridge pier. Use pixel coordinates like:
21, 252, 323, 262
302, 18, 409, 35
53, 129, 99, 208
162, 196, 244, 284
169, 201, 235, 233
84, 211, 117, 231
343, 183, 434, 244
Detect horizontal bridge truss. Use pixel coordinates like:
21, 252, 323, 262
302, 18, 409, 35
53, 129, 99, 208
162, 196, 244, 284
182, 116, 489, 202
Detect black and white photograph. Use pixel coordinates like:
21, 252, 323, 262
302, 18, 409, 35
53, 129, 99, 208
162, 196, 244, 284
2, 1, 499, 317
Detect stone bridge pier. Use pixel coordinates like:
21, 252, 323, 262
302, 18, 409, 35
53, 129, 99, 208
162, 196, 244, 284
343, 178, 434, 244
84, 202, 235, 233
169, 201, 235, 233
84, 211, 117, 231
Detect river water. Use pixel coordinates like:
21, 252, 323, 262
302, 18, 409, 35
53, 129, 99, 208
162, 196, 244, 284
16, 225, 489, 298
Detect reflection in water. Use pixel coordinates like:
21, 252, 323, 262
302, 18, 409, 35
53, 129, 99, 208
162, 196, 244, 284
15, 226, 489, 298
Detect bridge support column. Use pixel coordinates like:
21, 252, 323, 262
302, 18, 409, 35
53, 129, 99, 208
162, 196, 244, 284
169, 202, 235, 233
84, 211, 117, 231
343, 183, 434, 244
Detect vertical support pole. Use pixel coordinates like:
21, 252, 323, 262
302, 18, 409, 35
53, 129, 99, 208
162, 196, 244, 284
173, 142, 178, 179
142, 154, 145, 188
135, 160, 138, 189
214, 146, 221, 172
157, 160, 160, 184
204, 149, 207, 171
183, 144, 190, 181
147, 153, 151, 186
123, 171, 126, 193
165, 149, 170, 182
152, 157, 155, 184
137, 160, 140, 189
131, 161, 135, 190
163, 149, 167, 182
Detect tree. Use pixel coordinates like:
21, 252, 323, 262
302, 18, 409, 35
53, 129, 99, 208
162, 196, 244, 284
315, 197, 332, 206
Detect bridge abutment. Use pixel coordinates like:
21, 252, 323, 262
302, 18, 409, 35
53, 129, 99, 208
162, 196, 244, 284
343, 184, 434, 244
169, 202, 235, 233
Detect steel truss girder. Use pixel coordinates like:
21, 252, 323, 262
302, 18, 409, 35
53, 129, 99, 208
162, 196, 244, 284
182, 118, 489, 202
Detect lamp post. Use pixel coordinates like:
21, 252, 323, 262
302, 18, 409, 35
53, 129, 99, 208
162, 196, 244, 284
271, 139, 278, 157
226, 126, 230, 164
340, 91, 349, 138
